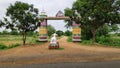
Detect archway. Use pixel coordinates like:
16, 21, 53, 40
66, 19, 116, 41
38, 10, 81, 42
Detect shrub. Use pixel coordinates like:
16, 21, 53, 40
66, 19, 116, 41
64, 30, 72, 36
0, 44, 7, 49
117, 33, 120, 36
96, 36, 120, 47
82, 40, 92, 45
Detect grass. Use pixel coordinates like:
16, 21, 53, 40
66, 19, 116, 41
81, 40, 92, 45
56, 48, 64, 50
0, 43, 21, 50
0, 35, 43, 45
0, 35, 45, 50
67, 36, 72, 42
0, 34, 48, 50
8, 43, 21, 48
0, 44, 7, 50
96, 35, 120, 47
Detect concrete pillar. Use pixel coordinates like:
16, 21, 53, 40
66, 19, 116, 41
38, 19, 48, 41
72, 20, 81, 42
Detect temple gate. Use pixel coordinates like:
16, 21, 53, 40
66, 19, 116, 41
38, 10, 81, 42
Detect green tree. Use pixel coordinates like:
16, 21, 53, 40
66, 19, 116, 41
2, 1, 40, 45
56, 30, 64, 37
111, 24, 119, 32
64, 30, 72, 36
65, 0, 120, 44
0, 20, 5, 28
2, 30, 9, 35
47, 25, 56, 37
10, 29, 18, 35
96, 24, 111, 37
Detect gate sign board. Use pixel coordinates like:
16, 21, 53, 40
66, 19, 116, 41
39, 28, 47, 34
72, 28, 81, 34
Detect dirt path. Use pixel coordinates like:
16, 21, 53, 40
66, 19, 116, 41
0, 36, 120, 65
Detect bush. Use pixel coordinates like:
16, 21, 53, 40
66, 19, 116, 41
64, 30, 72, 36
0, 44, 7, 49
56, 30, 64, 37
117, 33, 120, 36
96, 36, 120, 47
81, 40, 92, 45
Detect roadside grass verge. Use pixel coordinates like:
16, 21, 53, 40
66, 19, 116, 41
0, 35, 45, 45
96, 36, 120, 47
67, 36, 72, 42
0, 43, 21, 50
81, 40, 92, 45
81, 36, 120, 48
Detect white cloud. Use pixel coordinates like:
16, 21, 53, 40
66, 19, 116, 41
0, 0, 75, 32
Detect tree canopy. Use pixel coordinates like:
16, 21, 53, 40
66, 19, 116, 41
65, 0, 120, 44
2, 1, 40, 45
48, 25, 56, 37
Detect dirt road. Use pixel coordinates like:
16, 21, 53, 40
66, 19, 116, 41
0, 36, 120, 65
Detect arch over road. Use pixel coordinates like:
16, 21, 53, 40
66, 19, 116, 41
38, 10, 81, 42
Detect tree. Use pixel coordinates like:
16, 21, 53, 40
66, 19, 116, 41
0, 20, 5, 28
3, 1, 40, 45
111, 24, 119, 32
64, 30, 72, 36
2, 30, 9, 35
47, 25, 56, 37
10, 29, 19, 35
56, 30, 64, 37
65, 0, 120, 44
96, 24, 111, 37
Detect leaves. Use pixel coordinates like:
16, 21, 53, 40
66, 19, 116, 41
1, 1, 40, 45
5, 1, 39, 32
64, 0, 120, 43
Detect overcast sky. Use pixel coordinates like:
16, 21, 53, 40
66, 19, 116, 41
0, 0, 76, 32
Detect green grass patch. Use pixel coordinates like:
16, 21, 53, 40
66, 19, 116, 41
0, 43, 21, 50
96, 36, 120, 47
0, 44, 7, 50
8, 43, 21, 49
67, 36, 72, 42
0, 35, 45, 45
56, 48, 64, 50
81, 40, 92, 45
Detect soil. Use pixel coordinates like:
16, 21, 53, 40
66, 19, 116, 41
0, 36, 120, 65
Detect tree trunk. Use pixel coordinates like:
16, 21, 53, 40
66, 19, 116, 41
23, 31, 27, 45
91, 27, 95, 45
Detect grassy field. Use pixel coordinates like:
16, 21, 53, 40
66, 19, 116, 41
0, 35, 41, 46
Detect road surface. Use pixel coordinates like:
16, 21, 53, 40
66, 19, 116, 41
0, 61, 120, 68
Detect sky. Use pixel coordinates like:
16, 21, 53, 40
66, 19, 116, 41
0, 0, 76, 32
